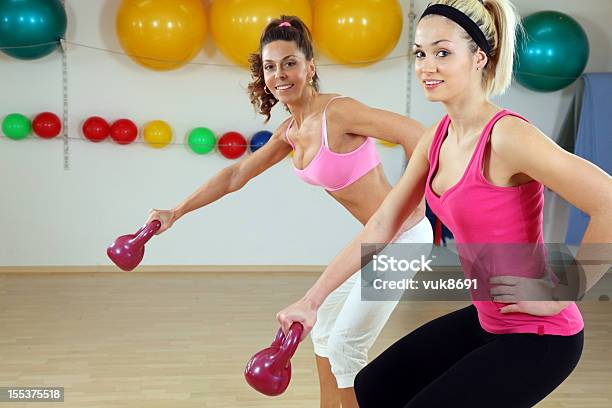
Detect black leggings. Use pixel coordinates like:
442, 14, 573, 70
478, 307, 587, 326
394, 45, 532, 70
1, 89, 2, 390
354, 305, 583, 408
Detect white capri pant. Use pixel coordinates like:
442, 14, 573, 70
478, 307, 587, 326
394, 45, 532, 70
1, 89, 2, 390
310, 217, 433, 388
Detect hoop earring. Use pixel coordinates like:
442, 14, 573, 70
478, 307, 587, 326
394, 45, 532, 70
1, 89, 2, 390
308, 78, 314, 86
264, 86, 272, 95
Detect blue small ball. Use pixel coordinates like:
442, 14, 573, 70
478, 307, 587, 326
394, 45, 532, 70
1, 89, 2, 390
250, 130, 273, 152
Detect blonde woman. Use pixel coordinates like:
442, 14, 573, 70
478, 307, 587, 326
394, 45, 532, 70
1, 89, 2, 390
277, 1, 612, 406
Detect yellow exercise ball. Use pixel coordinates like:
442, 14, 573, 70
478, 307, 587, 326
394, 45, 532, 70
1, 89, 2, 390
210, 0, 312, 68
143, 120, 173, 148
116, 0, 207, 71
313, 0, 403, 66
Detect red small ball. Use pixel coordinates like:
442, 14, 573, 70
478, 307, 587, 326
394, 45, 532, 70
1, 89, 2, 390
110, 119, 138, 145
82, 116, 110, 142
218, 131, 247, 159
32, 112, 61, 139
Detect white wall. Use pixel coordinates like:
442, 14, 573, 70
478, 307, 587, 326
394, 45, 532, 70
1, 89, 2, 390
0, 0, 610, 267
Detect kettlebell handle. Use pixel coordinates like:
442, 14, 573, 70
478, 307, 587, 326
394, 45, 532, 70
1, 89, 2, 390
272, 322, 303, 369
271, 327, 285, 348
131, 220, 161, 246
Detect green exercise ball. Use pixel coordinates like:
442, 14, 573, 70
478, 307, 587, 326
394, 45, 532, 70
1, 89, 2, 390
514, 11, 589, 92
0, 0, 67, 60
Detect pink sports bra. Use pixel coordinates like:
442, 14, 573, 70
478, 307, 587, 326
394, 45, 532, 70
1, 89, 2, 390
284, 96, 381, 191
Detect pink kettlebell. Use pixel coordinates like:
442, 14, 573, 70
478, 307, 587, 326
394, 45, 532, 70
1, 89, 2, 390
107, 220, 161, 271
245, 322, 304, 396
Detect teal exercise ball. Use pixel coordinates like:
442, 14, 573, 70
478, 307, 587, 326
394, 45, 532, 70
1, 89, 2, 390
0, 0, 67, 60
514, 11, 589, 92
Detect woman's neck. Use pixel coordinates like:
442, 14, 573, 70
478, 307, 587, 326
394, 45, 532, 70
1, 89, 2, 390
286, 89, 320, 128
442, 90, 498, 142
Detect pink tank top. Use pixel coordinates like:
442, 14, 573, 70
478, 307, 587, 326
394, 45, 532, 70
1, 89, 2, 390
425, 110, 583, 336
284, 96, 381, 191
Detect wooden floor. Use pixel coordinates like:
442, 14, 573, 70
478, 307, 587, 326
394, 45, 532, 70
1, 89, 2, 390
1, 272, 610, 408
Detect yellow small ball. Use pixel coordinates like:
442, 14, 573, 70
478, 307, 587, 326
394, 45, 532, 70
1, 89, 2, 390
143, 120, 173, 148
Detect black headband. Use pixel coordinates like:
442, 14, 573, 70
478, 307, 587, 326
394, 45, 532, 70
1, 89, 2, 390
419, 4, 492, 56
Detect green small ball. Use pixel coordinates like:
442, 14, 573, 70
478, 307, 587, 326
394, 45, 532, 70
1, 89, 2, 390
188, 127, 216, 155
2, 113, 31, 140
